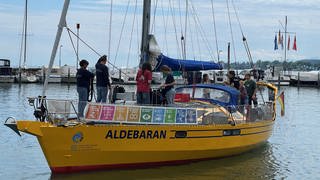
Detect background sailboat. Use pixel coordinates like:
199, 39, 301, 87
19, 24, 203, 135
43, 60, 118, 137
17, 0, 39, 83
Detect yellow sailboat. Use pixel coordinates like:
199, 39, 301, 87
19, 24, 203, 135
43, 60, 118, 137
4, 0, 279, 174
5, 82, 277, 173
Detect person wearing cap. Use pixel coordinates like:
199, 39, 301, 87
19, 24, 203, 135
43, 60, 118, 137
160, 65, 176, 106
76, 59, 94, 118
95, 55, 111, 103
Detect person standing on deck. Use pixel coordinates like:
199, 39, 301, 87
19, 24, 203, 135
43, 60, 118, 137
76, 59, 94, 118
202, 73, 211, 99
239, 80, 248, 113
244, 73, 257, 107
160, 65, 176, 106
95, 55, 111, 103
227, 70, 240, 90
136, 62, 152, 105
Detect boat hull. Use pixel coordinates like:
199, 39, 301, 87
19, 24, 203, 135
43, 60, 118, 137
0, 75, 15, 83
16, 120, 274, 173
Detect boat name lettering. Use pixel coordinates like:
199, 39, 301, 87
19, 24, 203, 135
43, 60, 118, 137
105, 130, 166, 139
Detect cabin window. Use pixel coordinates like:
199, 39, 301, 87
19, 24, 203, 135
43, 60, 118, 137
0, 60, 10, 66
223, 129, 241, 136
175, 131, 187, 138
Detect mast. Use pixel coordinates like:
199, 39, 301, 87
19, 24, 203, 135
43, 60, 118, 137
42, 0, 70, 97
18, 0, 28, 82
140, 0, 151, 66
23, 0, 28, 69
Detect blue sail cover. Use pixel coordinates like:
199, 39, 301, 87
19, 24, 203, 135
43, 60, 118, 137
175, 84, 239, 107
155, 54, 223, 71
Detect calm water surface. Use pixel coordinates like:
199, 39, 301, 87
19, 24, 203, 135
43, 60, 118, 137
0, 84, 319, 179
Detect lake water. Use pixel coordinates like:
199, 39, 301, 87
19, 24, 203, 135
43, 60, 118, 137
0, 83, 319, 179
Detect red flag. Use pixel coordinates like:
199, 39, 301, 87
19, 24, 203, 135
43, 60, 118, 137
293, 35, 297, 51
278, 30, 281, 44
287, 35, 290, 50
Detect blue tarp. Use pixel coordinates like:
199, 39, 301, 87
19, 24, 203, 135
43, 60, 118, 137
155, 54, 223, 71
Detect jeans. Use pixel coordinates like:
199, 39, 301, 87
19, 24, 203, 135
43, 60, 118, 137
165, 89, 175, 106
96, 86, 108, 103
77, 87, 88, 118
137, 92, 150, 105
240, 97, 248, 113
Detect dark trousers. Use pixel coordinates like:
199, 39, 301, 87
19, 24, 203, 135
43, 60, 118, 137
248, 96, 257, 106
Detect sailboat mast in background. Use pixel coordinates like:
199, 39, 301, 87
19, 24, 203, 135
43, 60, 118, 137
18, 0, 28, 82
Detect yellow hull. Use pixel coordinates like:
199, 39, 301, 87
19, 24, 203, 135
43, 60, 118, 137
15, 120, 274, 173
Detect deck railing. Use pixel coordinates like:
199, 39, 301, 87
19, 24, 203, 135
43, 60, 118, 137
28, 97, 275, 125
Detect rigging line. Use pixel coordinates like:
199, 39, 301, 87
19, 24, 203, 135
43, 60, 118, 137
136, 5, 140, 66
169, 0, 182, 59
187, 8, 196, 60
126, 0, 138, 70
189, 0, 216, 61
23, 0, 28, 67
189, 4, 201, 60
66, 27, 130, 78
226, 0, 237, 65
108, 0, 113, 69
178, 0, 184, 59
178, 0, 185, 59
178, 0, 183, 35
183, 0, 189, 60
150, 0, 158, 34
161, 0, 169, 55
231, 0, 244, 36
179, 0, 188, 60
231, 0, 253, 68
190, 0, 215, 61
113, 0, 131, 67
194, 17, 202, 60
211, 0, 220, 62
66, 26, 79, 62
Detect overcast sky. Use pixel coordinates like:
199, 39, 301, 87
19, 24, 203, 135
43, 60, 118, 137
1, 0, 319, 68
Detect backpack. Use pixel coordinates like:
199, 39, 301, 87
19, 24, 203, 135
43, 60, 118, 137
111, 85, 125, 103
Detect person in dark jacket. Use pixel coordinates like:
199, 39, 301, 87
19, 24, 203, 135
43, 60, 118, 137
160, 65, 176, 106
76, 59, 94, 118
95, 55, 111, 103
244, 73, 257, 107
227, 70, 240, 90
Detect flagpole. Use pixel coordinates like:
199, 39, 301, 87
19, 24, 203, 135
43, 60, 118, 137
284, 16, 287, 72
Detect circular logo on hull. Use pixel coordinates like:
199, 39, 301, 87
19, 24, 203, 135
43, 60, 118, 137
72, 132, 84, 143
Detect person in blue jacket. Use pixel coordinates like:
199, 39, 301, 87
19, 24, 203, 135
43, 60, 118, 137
76, 59, 94, 118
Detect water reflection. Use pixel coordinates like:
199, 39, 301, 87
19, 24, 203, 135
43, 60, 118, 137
1, 85, 320, 179
50, 143, 280, 180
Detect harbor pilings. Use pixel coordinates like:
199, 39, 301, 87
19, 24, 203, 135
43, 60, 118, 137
297, 72, 300, 87
317, 71, 320, 88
